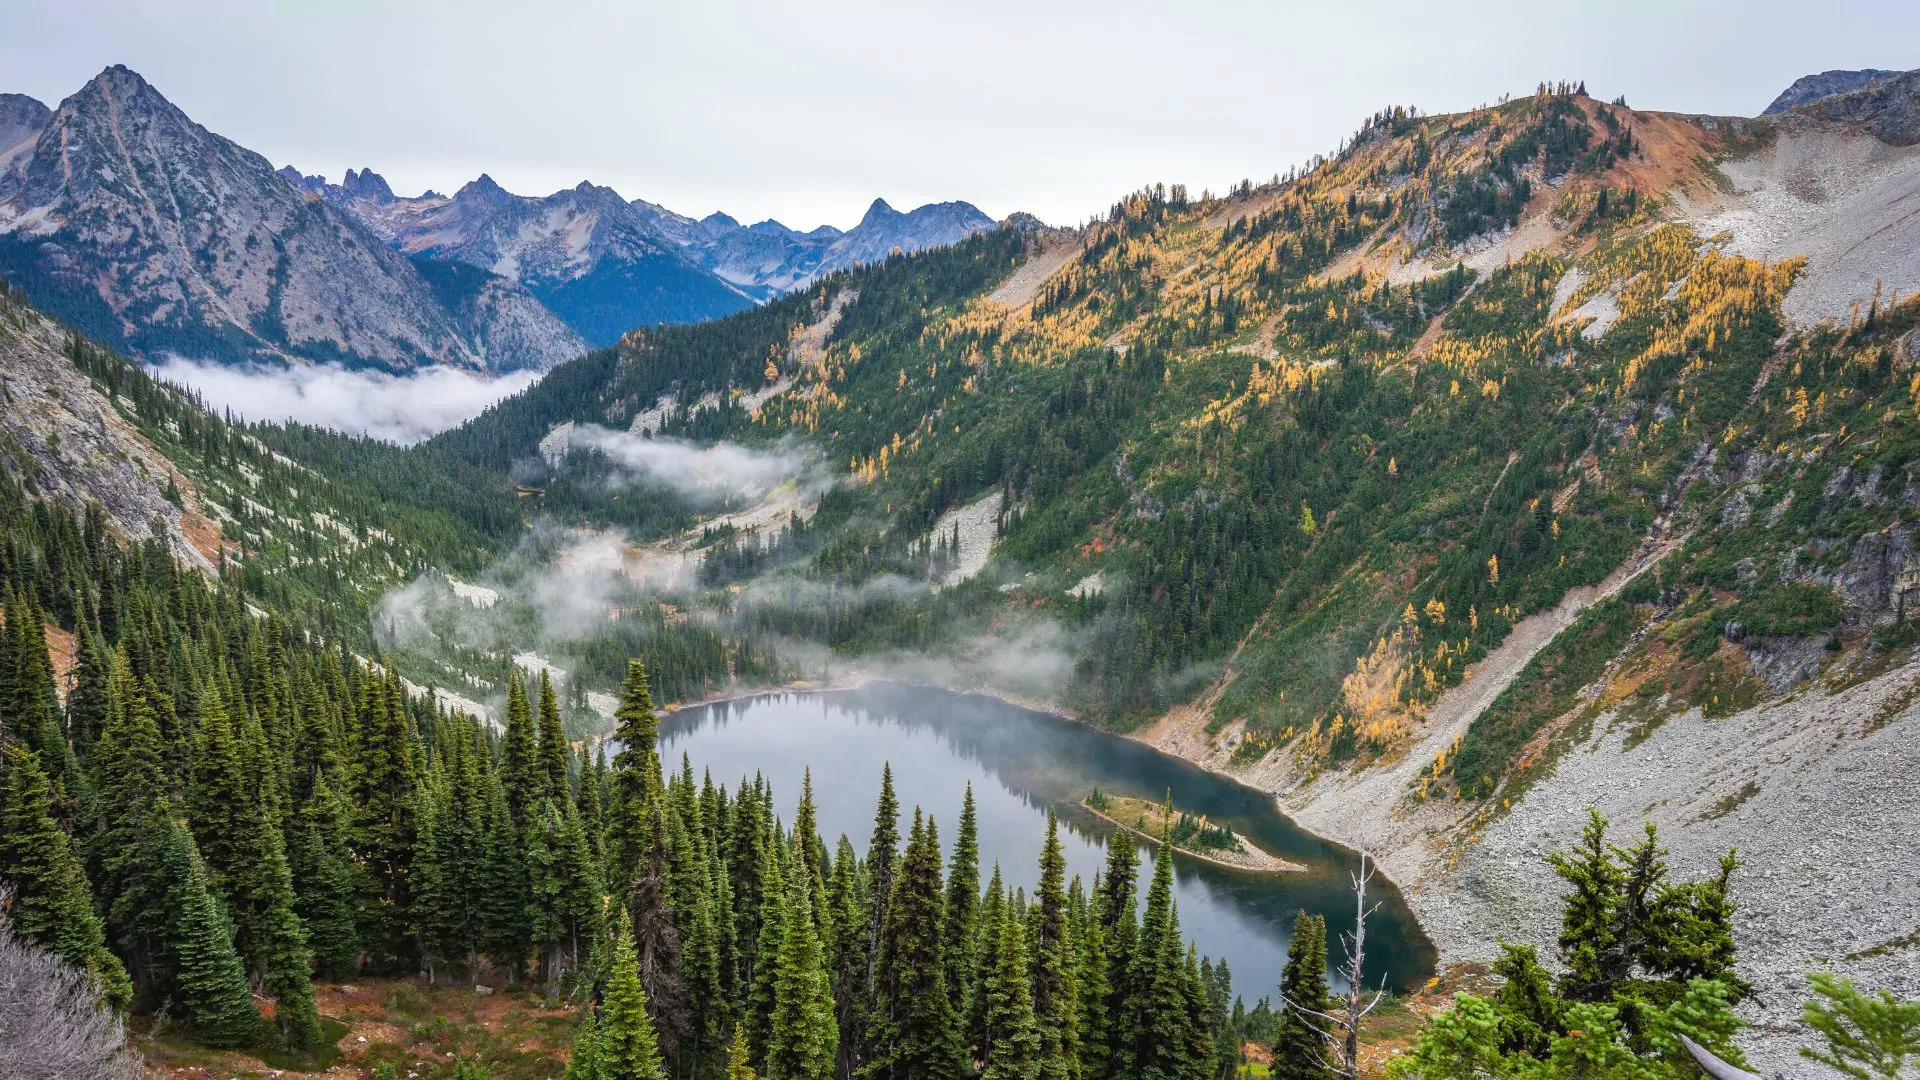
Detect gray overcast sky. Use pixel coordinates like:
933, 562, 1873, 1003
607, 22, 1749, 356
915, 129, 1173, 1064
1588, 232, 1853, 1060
2, 1, 1915, 230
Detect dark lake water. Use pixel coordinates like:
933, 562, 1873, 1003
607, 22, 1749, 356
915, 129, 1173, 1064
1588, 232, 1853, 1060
659, 683, 1436, 999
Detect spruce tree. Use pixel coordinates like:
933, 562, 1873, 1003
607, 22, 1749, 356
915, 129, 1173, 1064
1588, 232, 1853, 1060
501, 672, 541, 829
608, 660, 662, 890
350, 674, 420, 970
83, 656, 179, 996
537, 669, 571, 803
982, 898, 1041, 1080
185, 693, 318, 1045
565, 1009, 606, 1080
766, 837, 837, 1080
943, 782, 980, 1014
868, 809, 965, 1080
161, 818, 262, 1049
1031, 810, 1080, 1080
967, 862, 1008, 1059
601, 914, 668, 1080
728, 1026, 759, 1080
1126, 847, 1206, 1080
0, 745, 131, 1005
749, 835, 789, 1063
1547, 810, 1623, 1002
1273, 911, 1333, 1080
1095, 830, 1139, 1077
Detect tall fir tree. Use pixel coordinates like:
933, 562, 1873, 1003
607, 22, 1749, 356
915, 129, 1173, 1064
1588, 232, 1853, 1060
160, 817, 262, 1049
607, 660, 663, 891
1031, 810, 1080, 1080
601, 913, 669, 1080
943, 782, 981, 1015
0, 744, 131, 1005
867, 809, 966, 1080
537, 669, 571, 804
766, 836, 837, 1080
1273, 910, 1335, 1080
501, 672, 541, 829
982, 897, 1041, 1080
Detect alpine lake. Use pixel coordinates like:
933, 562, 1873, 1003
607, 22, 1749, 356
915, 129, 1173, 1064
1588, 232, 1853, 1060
658, 682, 1437, 995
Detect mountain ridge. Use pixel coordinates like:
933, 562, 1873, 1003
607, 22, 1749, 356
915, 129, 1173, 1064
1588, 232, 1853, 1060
0, 65, 584, 372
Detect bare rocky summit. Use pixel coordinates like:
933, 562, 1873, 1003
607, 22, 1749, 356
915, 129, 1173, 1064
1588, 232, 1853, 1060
0, 66, 583, 372
1764, 68, 1906, 115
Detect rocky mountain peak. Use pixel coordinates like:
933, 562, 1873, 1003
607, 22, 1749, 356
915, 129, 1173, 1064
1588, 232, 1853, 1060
859, 197, 902, 226
0, 93, 49, 175
1764, 68, 1907, 115
1788, 68, 1920, 146
342, 167, 394, 201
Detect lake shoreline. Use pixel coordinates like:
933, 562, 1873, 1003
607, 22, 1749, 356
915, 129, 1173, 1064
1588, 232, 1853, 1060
1078, 797, 1307, 875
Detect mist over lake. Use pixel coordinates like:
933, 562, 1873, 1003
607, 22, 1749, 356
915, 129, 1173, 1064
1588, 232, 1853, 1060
660, 682, 1436, 994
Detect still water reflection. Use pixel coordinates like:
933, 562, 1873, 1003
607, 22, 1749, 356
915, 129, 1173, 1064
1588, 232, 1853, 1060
660, 683, 1435, 996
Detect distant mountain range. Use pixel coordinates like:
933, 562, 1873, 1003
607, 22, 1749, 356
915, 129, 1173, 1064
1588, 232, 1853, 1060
0, 65, 1000, 372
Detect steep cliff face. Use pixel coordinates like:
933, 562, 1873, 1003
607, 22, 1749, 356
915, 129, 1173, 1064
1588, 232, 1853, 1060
1764, 68, 1906, 115
0, 67, 583, 372
0, 282, 216, 573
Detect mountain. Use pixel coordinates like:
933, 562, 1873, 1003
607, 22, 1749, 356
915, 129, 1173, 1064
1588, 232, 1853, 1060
411, 77, 1920, 1073
0, 92, 47, 174
635, 195, 999, 298
323, 171, 757, 346
12, 65, 1920, 1078
0, 66, 583, 372
1763, 67, 1906, 113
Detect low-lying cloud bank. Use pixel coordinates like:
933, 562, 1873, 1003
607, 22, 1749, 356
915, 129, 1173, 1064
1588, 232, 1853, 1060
569, 425, 819, 502
148, 357, 541, 444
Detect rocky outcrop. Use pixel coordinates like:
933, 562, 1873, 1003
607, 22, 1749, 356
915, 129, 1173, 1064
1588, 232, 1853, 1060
0, 93, 48, 175
0, 286, 216, 572
1794, 68, 1920, 147
1765, 69, 1906, 115
0, 66, 582, 372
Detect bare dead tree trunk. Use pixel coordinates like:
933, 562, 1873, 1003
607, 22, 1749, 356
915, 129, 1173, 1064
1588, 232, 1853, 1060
1280, 850, 1387, 1080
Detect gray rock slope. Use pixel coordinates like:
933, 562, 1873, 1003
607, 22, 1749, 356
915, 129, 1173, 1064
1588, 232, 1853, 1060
0, 66, 583, 372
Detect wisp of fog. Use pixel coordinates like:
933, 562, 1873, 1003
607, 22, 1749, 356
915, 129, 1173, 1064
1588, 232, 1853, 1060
147, 357, 542, 444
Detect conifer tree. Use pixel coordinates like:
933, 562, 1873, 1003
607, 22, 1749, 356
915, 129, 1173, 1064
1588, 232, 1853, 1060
479, 769, 533, 979
982, 898, 1041, 1080
565, 1009, 606, 1080
501, 672, 541, 828
0, 744, 131, 1005
528, 796, 604, 987
537, 669, 571, 803
728, 1026, 759, 1080
608, 661, 662, 889
1032, 810, 1080, 1080
766, 837, 837, 1080
1126, 847, 1208, 1080
350, 674, 420, 969
968, 863, 1007, 1059
601, 914, 669, 1080
83, 656, 179, 993
943, 782, 980, 1013
749, 833, 789, 1063
868, 809, 965, 1080
1094, 830, 1140, 1077
185, 693, 318, 1044
1069, 877, 1110, 1080
863, 763, 900, 991
161, 818, 262, 1049
416, 719, 487, 977
1273, 911, 1334, 1080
